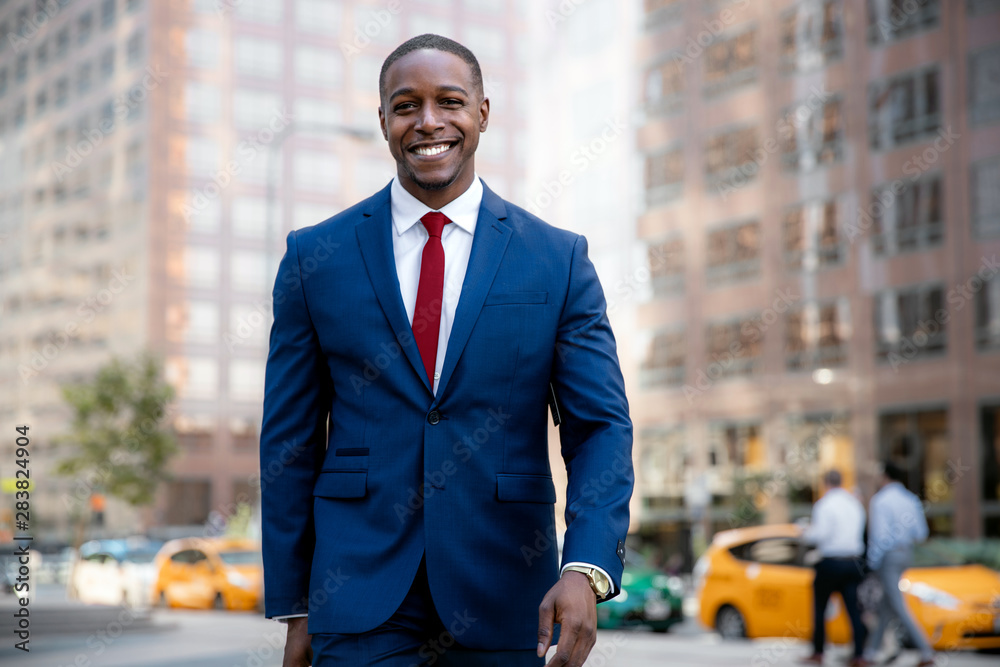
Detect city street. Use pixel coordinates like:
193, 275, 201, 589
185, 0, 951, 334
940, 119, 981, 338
3, 588, 998, 667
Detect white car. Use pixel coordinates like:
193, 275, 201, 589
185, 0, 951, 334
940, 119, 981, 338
68, 539, 161, 607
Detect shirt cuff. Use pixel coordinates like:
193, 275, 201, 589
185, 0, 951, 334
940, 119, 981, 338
561, 561, 617, 597
272, 614, 308, 623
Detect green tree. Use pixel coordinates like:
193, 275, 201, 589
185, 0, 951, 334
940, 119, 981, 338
55, 351, 178, 511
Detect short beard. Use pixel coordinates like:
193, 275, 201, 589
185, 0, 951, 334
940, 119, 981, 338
402, 165, 459, 192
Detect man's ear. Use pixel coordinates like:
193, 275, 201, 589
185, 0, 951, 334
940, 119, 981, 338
377, 106, 388, 141
479, 97, 490, 132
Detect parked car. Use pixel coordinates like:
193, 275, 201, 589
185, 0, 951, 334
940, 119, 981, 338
68, 538, 162, 607
596, 551, 685, 633
696, 524, 1000, 652
151, 537, 262, 611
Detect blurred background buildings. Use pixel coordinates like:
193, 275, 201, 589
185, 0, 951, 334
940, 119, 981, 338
0, 0, 998, 563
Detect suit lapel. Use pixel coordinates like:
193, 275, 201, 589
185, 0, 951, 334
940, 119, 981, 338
356, 184, 433, 395
435, 183, 511, 399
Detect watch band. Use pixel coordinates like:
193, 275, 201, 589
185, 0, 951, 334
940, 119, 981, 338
562, 565, 611, 600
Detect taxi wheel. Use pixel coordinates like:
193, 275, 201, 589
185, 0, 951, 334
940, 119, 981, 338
716, 605, 747, 640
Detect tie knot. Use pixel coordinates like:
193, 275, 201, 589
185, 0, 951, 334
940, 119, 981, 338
421, 211, 451, 238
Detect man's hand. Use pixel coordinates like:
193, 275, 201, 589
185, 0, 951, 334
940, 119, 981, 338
282, 617, 312, 667
537, 571, 598, 666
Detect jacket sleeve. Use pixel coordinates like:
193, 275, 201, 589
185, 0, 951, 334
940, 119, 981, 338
259, 230, 333, 618
551, 235, 633, 599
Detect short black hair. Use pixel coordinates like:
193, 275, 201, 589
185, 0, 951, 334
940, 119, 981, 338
882, 461, 906, 483
823, 469, 842, 487
379, 34, 484, 103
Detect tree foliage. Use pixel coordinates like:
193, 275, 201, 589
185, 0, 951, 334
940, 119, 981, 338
55, 351, 178, 506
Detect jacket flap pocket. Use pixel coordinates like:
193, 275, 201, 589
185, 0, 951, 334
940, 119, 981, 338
313, 470, 367, 498
496, 473, 556, 503
484, 291, 548, 306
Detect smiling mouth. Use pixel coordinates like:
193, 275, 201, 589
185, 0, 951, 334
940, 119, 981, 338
410, 141, 458, 157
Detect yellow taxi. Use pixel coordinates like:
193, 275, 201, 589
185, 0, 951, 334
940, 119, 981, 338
696, 524, 1000, 651
151, 537, 263, 611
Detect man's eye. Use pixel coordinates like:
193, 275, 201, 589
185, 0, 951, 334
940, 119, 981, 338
442, 99, 463, 106
395, 103, 415, 111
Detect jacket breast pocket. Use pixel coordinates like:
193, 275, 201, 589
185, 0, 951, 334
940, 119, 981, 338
313, 470, 367, 499
484, 291, 548, 306
496, 473, 557, 504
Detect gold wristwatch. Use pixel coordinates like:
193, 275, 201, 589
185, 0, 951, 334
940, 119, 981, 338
563, 566, 611, 600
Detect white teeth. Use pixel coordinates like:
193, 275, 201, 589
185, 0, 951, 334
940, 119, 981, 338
414, 143, 452, 156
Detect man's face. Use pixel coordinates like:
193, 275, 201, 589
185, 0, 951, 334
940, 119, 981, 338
378, 49, 489, 204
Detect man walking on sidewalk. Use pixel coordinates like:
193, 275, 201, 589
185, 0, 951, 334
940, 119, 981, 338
799, 470, 869, 666
863, 462, 935, 667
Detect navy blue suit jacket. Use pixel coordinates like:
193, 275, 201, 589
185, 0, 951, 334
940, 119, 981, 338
260, 180, 633, 650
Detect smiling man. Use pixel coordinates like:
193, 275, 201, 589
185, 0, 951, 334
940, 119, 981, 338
260, 34, 633, 667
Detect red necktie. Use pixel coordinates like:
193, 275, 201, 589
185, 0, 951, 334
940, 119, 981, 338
412, 211, 451, 387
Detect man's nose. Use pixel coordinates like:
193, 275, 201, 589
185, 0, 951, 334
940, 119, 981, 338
415, 105, 445, 133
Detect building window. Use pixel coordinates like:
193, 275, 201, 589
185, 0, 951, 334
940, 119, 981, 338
229, 359, 265, 402
54, 77, 68, 107
185, 301, 220, 344
644, 0, 684, 29
640, 428, 688, 517
645, 56, 684, 116
55, 28, 70, 57
185, 29, 219, 69
34, 89, 48, 117
972, 156, 1000, 238
779, 94, 843, 171
77, 63, 92, 94
78, 11, 93, 45
975, 273, 1000, 350
296, 0, 341, 33
867, 0, 939, 45
648, 236, 684, 296
981, 404, 1000, 537
185, 81, 221, 124
186, 246, 220, 288
871, 174, 943, 255
705, 316, 763, 379
232, 197, 268, 238
186, 137, 219, 177
783, 198, 842, 271
968, 0, 1000, 14
235, 37, 282, 79
100, 47, 115, 80
126, 31, 144, 66
463, 25, 505, 62
705, 125, 759, 192
237, 0, 283, 23
231, 250, 270, 292
704, 27, 757, 97
15, 54, 28, 82
784, 414, 853, 515
785, 299, 850, 371
295, 46, 340, 87
36, 40, 49, 71
234, 89, 283, 128
13, 99, 26, 128
970, 45, 1000, 126
874, 282, 946, 363
879, 407, 951, 535
164, 479, 211, 525
185, 190, 221, 233
706, 220, 760, 286
229, 303, 270, 348
709, 421, 765, 469
869, 65, 940, 151
0, 68, 6, 97
294, 151, 339, 193
101, 0, 116, 28
645, 146, 683, 206
640, 328, 685, 386
779, 0, 842, 73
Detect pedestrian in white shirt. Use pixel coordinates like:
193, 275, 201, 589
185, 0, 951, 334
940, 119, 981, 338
863, 461, 935, 667
799, 470, 869, 666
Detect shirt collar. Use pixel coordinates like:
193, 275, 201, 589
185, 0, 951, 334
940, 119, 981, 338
390, 174, 482, 238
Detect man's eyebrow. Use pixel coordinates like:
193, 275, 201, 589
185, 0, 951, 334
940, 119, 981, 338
388, 85, 470, 103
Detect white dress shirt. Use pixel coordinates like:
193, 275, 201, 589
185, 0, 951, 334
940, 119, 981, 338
803, 487, 866, 558
867, 481, 928, 569
275, 176, 611, 620
390, 175, 481, 394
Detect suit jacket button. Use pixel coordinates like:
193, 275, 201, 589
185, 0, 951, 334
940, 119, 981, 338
427, 410, 441, 425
